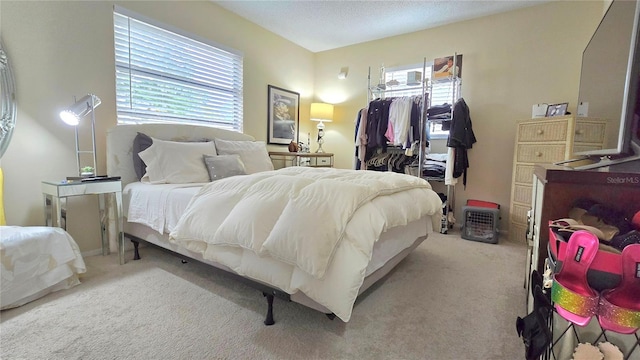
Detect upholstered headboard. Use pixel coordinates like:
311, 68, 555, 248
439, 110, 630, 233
106, 124, 255, 187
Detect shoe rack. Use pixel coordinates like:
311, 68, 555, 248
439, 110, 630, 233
546, 313, 639, 359
525, 163, 640, 359
527, 164, 640, 277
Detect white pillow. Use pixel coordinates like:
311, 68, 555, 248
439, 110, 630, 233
214, 139, 274, 174
138, 138, 217, 184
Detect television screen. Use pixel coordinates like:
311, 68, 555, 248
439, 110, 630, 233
575, 0, 640, 168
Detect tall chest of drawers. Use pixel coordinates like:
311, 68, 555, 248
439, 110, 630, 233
508, 116, 606, 242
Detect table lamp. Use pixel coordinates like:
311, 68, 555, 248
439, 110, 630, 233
310, 102, 334, 153
59, 94, 101, 177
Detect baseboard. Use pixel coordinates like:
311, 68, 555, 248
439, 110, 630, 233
82, 239, 137, 258
81, 249, 103, 257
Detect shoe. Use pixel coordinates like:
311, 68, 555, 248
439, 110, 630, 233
596, 342, 624, 360
572, 343, 603, 360
568, 198, 600, 223
597, 244, 640, 334
531, 270, 543, 293
585, 204, 633, 236
516, 311, 547, 360
542, 266, 554, 289
572, 198, 600, 213
530, 271, 552, 307
447, 211, 456, 225
631, 210, 640, 231
517, 284, 553, 360
551, 230, 600, 326
533, 284, 553, 319
517, 309, 552, 359
609, 230, 640, 252
550, 218, 617, 242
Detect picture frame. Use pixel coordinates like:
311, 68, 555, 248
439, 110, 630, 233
546, 102, 569, 117
532, 103, 549, 118
433, 54, 463, 80
267, 85, 300, 145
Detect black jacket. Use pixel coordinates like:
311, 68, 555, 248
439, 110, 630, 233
446, 98, 476, 187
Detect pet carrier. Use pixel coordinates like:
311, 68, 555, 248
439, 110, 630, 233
462, 201, 500, 244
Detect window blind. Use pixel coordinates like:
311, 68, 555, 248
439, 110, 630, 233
113, 10, 243, 132
430, 78, 461, 110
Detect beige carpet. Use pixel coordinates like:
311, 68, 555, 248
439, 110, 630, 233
1, 231, 527, 359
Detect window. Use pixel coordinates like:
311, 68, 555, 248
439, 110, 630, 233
113, 8, 243, 132
377, 63, 460, 138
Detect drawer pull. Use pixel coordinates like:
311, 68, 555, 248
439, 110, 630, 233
575, 129, 584, 135
536, 129, 544, 135
535, 152, 542, 157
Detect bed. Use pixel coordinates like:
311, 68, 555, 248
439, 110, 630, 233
106, 123, 443, 324
0, 226, 86, 310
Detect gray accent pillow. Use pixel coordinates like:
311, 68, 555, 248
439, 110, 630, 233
203, 154, 247, 181
133, 132, 153, 180
213, 138, 274, 174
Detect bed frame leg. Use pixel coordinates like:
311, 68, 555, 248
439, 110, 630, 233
263, 292, 275, 326
326, 313, 336, 320
132, 240, 140, 260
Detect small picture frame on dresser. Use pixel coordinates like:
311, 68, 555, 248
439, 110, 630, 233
546, 103, 568, 117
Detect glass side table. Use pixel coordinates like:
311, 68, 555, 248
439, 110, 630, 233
41, 179, 125, 265
268, 152, 334, 169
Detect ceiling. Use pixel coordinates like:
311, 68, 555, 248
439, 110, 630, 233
212, 0, 549, 53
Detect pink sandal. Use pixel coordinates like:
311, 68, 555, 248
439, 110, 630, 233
598, 244, 640, 334
551, 230, 600, 326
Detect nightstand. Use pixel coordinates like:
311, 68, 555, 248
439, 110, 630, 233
41, 179, 125, 265
268, 152, 334, 169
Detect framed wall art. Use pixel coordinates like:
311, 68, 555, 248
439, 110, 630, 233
267, 85, 300, 145
546, 102, 568, 117
433, 54, 463, 80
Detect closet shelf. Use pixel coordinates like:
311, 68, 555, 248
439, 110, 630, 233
370, 85, 425, 93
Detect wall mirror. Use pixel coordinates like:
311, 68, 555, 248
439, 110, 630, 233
0, 40, 17, 159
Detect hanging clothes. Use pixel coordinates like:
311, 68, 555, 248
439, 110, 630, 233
354, 107, 368, 170
409, 95, 425, 148
355, 94, 426, 171
446, 98, 476, 188
386, 97, 412, 147
366, 99, 393, 151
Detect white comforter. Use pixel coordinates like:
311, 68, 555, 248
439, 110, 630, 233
1, 226, 86, 309
170, 167, 442, 321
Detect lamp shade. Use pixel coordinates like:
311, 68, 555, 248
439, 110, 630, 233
59, 94, 101, 126
310, 102, 334, 122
